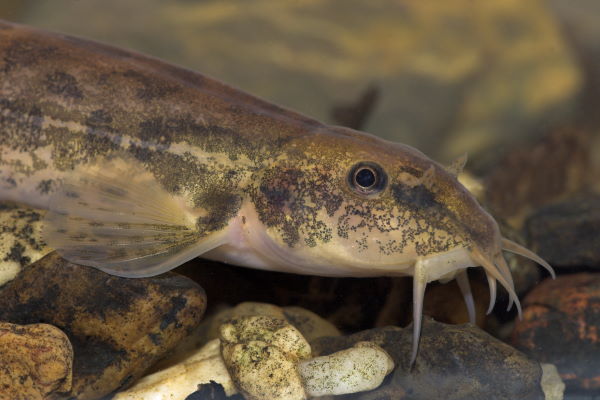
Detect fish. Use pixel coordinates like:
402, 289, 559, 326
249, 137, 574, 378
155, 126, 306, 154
0, 20, 554, 365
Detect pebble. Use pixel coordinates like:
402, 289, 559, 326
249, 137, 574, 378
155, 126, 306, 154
299, 341, 394, 397
220, 316, 310, 400
0, 322, 73, 400
512, 273, 600, 393
0, 252, 207, 399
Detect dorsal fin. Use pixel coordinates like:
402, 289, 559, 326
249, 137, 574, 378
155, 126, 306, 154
445, 153, 468, 178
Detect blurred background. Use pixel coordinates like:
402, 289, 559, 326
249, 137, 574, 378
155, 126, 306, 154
1, 0, 598, 175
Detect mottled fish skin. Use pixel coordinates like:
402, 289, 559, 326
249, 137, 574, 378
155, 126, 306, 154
1, 20, 556, 366
0, 19, 497, 273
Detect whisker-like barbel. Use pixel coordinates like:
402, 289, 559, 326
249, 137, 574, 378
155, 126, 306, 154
502, 238, 556, 279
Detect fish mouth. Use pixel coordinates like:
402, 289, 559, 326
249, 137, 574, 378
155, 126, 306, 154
409, 237, 555, 367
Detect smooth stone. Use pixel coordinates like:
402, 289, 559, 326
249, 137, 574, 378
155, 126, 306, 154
113, 339, 237, 400
204, 302, 341, 345
512, 273, 600, 394
311, 319, 545, 400
220, 316, 311, 400
0, 252, 207, 400
525, 193, 600, 268
299, 341, 394, 397
0, 322, 73, 400
0, 202, 50, 287
541, 364, 565, 400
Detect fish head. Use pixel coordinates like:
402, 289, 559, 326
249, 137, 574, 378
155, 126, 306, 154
248, 125, 552, 297
250, 126, 499, 277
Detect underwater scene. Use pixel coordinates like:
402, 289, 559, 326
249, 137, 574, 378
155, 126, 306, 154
0, 1, 599, 399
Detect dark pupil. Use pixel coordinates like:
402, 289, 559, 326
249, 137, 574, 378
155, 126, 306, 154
355, 168, 376, 188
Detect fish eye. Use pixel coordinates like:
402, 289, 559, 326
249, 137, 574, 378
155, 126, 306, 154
348, 162, 387, 196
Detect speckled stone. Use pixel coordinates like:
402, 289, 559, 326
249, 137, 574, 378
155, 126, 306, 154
0, 322, 73, 400
512, 273, 600, 393
311, 319, 545, 400
0, 252, 207, 400
220, 316, 311, 400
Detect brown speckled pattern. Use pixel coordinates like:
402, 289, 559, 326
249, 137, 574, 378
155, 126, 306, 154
0, 19, 500, 267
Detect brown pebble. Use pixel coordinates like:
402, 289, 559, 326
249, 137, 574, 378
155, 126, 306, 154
0, 252, 207, 399
0, 322, 73, 400
512, 273, 600, 393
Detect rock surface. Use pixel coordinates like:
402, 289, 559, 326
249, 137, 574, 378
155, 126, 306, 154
512, 273, 600, 393
220, 316, 311, 400
299, 341, 394, 397
0, 252, 207, 399
541, 364, 565, 400
0, 202, 50, 287
525, 194, 600, 268
311, 319, 545, 400
0, 322, 73, 400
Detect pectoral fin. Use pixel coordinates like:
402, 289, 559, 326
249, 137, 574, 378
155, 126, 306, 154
43, 157, 226, 277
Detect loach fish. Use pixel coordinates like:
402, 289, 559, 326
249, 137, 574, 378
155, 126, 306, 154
0, 20, 554, 365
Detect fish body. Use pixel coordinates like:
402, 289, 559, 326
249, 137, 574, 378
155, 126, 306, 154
0, 20, 553, 364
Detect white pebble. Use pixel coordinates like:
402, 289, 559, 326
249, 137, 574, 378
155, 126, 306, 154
298, 341, 394, 397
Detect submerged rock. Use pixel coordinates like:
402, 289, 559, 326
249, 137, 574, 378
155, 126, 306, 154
220, 316, 311, 400
0, 322, 73, 400
0, 252, 207, 399
299, 341, 394, 397
540, 364, 565, 400
512, 273, 600, 393
311, 319, 545, 400
525, 194, 600, 268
